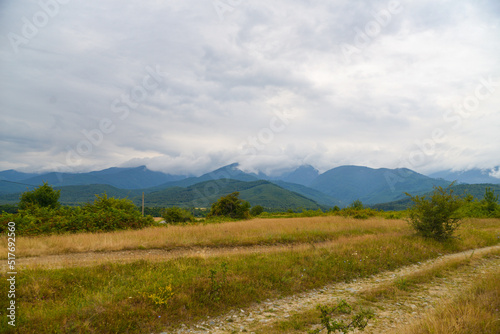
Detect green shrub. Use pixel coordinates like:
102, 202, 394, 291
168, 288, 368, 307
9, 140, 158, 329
0, 194, 154, 236
406, 184, 464, 241
309, 300, 373, 334
162, 207, 195, 224
250, 205, 264, 216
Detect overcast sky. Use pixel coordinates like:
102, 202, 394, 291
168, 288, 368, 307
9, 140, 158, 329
1, 0, 499, 176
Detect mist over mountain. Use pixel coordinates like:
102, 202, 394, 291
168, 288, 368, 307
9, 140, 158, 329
429, 168, 500, 185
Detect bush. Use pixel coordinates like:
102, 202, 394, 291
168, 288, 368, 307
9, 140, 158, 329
19, 182, 60, 210
0, 194, 154, 236
406, 184, 464, 241
250, 205, 264, 217
162, 207, 195, 224
207, 192, 250, 220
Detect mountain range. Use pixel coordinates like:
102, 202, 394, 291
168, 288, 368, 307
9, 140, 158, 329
1, 164, 498, 209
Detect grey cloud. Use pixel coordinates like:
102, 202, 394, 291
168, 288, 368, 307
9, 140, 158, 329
0, 0, 498, 175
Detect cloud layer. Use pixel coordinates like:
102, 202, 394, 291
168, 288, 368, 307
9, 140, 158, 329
1, 0, 499, 175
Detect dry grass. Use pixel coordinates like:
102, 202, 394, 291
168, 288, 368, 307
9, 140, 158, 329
1, 216, 406, 258
404, 266, 500, 334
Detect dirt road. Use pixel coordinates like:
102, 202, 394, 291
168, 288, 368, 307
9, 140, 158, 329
168, 245, 500, 334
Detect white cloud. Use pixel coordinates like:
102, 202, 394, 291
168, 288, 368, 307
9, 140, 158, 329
0, 0, 499, 175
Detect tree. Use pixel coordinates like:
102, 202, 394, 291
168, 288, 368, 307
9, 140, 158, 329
349, 199, 364, 210
406, 183, 464, 241
207, 192, 250, 219
481, 187, 498, 215
19, 182, 60, 210
162, 207, 195, 224
250, 205, 264, 216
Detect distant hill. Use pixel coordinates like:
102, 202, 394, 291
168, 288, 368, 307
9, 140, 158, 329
309, 165, 450, 205
274, 165, 320, 186
57, 185, 140, 205
0, 180, 37, 196
134, 179, 321, 210
270, 180, 342, 207
151, 163, 259, 189
371, 183, 500, 211
5, 164, 496, 208
0, 166, 186, 195
429, 168, 500, 184
0, 170, 38, 182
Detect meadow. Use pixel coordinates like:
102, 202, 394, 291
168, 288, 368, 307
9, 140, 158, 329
0, 216, 499, 333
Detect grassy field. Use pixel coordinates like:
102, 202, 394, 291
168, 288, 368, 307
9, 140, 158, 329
1, 216, 406, 258
0, 217, 499, 333
406, 264, 500, 334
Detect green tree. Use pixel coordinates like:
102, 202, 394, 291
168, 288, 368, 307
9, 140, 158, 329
207, 192, 250, 219
482, 187, 498, 215
349, 199, 364, 210
250, 205, 264, 216
19, 182, 60, 210
162, 207, 195, 224
406, 183, 464, 241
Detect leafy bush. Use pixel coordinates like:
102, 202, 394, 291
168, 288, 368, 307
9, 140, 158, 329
207, 192, 250, 220
250, 205, 264, 216
19, 182, 60, 210
406, 184, 464, 241
0, 194, 154, 235
162, 206, 195, 224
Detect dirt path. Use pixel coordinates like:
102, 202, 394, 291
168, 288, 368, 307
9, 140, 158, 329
169, 245, 500, 334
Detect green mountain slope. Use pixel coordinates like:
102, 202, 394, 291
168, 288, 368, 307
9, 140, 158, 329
136, 179, 321, 210
270, 180, 343, 207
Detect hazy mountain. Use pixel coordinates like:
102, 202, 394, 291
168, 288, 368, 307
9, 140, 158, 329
152, 163, 259, 189
270, 180, 342, 207
0, 170, 38, 182
16, 166, 185, 190
309, 165, 450, 205
371, 183, 500, 211
429, 168, 500, 184
274, 165, 320, 186
1, 164, 475, 207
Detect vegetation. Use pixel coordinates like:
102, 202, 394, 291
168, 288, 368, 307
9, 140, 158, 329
161, 206, 195, 224
0, 193, 154, 236
18, 181, 61, 210
406, 267, 500, 334
207, 191, 250, 219
1, 217, 498, 333
309, 300, 373, 334
1, 216, 405, 258
250, 204, 264, 216
406, 184, 464, 240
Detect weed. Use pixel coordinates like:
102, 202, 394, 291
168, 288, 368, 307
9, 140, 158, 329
207, 262, 228, 302
309, 299, 373, 334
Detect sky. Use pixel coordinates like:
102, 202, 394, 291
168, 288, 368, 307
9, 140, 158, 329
1, 0, 499, 177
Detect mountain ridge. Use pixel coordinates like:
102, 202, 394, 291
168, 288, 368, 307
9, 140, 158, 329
1, 163, 491, 207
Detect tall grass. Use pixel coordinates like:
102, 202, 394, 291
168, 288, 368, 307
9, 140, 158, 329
405, 266, 500, 334
0, 218, 499, 333
1, 216, 406, 258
